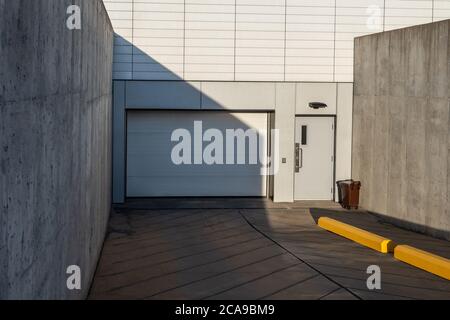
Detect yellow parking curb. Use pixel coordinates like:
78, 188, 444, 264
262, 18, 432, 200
394, 245, 450, 281
318, 217, 395, 253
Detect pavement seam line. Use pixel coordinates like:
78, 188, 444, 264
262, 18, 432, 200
101, 235, 267, 278
257, 274, 320, 300
201, 262, 303, 300
145, 252, 289, 299
105, 242, 277, 293
238, 210, 362, 300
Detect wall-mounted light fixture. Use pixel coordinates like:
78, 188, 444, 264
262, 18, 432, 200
309, 102, 328, 109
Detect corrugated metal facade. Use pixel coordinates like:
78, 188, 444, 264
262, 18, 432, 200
104, 0, 450, 82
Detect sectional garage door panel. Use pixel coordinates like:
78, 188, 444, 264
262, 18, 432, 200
127, 111, 268, 197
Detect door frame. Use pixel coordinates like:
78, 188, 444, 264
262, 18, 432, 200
125, 109, 273, 199
294, 115, 337, 201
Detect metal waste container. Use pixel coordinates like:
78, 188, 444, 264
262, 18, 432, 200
336, 180, 361, 210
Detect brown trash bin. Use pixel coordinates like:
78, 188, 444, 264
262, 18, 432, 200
336, 180, 361, 210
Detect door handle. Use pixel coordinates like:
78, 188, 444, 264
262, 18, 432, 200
295, 143, 303, 173
299, 147, 303, 169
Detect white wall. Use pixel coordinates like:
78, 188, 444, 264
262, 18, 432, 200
273, 83, 296, 202
112, 81, 353, 202
296, 83, 337, 115
104, 0, 133, 79
103, 0, 450, 82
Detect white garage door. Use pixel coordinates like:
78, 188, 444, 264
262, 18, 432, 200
127, 111, 268, 197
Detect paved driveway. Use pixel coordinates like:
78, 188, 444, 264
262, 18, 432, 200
89, 199, 450, 300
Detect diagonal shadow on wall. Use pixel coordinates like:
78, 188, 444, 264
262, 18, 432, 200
112, 33, 275, 201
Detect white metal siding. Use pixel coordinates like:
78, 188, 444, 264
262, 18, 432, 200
235, 0, 285, 81
103, 0, 133, 79
335, 0, 384, 82
185, 0, 236, 80
385, 0, 433, 31
286, 0, 335, 82
104, 0, 450, 82
435, 0, 450, 21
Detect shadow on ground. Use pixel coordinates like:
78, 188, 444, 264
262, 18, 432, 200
89, 199, 450, 300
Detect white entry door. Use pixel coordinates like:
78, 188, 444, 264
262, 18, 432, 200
294, 117, 335, 200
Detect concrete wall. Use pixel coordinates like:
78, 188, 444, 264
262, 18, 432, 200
112, 80, 353, 204
353, 20, 450, 240
0, 0, 113, 299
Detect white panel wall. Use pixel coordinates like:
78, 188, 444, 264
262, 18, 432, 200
105, 0, 443, 82
273, 83, 296, 202
286, 0, 335, 82
235, 0, 285, 81
335, 0, 384, 82
133, 0, 185, 80
296, 83, 337, 114
185, 0, 235, 80
103, 0, 133, 79
434, 0, 450, 21
385, 0, 432, 31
